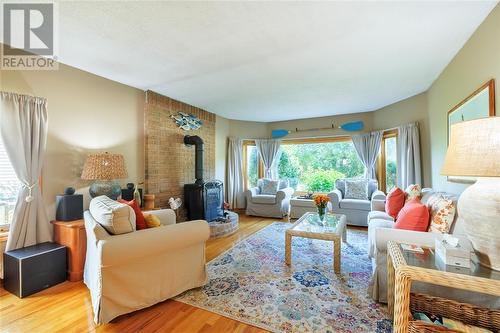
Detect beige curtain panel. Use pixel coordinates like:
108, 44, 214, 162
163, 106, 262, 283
255, 138, 281, 179
0, 92, 52, 251
352, 131, 383, 179
397, 122, 422, 188
227, 137, 245, 209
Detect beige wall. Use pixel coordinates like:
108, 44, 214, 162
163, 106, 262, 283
268, 112, 374, 139
215, 115, 230, 185
1, 62, 232, 219
427, 4, 500, 194
1, 64, 145, 218
228, 119, 269, 139
372, 93, 431, 187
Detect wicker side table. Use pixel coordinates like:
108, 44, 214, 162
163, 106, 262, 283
387, 241, 500, 333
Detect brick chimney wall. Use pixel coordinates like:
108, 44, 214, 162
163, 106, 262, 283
144, 90, 216, 221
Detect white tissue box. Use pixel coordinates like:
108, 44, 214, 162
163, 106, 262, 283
435, 254, 473, 273
435, 237, 472, 268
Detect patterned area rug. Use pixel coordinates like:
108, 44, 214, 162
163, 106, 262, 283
175, 222, 392, 333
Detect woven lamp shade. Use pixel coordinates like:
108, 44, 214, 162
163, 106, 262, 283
441, 117, 500, 177
81, 153, 128, 180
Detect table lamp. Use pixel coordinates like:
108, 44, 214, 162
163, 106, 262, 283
441, 117, 500, 270
81, 152, 128, 200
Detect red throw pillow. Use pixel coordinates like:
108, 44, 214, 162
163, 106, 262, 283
385, 187, 405, 219
394, 198, 430, 232
118, 199, 147, 230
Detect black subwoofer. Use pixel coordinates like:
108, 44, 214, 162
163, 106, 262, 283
3, 242, 67, 298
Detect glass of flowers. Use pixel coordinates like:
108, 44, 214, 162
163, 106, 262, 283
313, 194, 330, 221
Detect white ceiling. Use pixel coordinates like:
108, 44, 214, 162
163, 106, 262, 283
55, 1, 497, 122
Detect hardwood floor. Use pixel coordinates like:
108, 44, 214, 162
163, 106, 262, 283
0, 214, 285, 333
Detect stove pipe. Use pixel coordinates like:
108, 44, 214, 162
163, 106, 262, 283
184, 135, 204, 185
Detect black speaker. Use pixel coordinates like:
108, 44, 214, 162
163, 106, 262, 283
4, 242, 67, 298
121, 188, 143, 205
56, 194, 83, 221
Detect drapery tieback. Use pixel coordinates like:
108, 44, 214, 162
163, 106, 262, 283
21, 180, 38, 202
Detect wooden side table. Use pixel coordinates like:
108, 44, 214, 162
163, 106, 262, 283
51, 220, 86, 282
387, 241, 500, 333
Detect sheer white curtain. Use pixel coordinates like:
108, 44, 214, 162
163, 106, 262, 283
255, 139, 281, 179
352, 131, 383, 179
0, 92, 51, 251
227, 137, 245, 209
397, 122, 421, 188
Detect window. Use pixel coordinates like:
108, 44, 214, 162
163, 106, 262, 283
277, 137, 364, 192
0, 137, 20, 229
378, 130, 398, 193
243, 142, 262, 189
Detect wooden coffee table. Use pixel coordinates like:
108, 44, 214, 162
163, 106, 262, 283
285, 212, 347, 274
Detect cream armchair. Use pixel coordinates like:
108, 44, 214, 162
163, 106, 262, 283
84, 208, 209, 324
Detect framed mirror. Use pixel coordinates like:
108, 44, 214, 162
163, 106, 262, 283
447, 79, 495, 183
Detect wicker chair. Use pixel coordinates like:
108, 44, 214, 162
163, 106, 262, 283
408, 293, 500, 333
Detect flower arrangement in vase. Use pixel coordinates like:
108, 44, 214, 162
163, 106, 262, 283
313, 194, 330, 221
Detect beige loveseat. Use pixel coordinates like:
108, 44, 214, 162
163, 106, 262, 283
367, 188, 500, 308
84, 208, 209, 324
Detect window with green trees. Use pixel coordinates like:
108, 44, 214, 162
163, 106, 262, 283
277, 139, 364, 192
245, 145, 260, 189
384, 136, 397, 192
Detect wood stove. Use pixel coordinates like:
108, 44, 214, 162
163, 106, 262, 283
184, 135, 225, 222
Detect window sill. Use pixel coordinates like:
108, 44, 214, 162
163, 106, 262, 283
0, 231, 8, 243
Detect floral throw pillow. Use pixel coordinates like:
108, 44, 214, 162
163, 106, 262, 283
260, 179, 279, 195
427, 193, 456, 233
405, 184, 422, 203
344, 180, 369, 200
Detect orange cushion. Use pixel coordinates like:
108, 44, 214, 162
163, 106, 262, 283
118, 199, 147, 230
385, 187, 405, 219
394, 198, 430, 232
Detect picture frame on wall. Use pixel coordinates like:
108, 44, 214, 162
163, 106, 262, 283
447, 79, 496, 183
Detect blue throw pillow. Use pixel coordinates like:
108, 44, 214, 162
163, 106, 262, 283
260, 179, 279, 195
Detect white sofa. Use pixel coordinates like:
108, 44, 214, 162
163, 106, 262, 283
84, 208, 210, 324
367, 189, 500, 308
245, 179, 294, 218
328, 179, 386, 226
